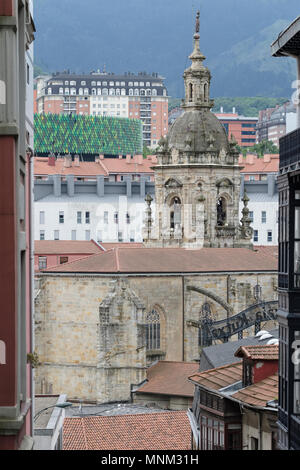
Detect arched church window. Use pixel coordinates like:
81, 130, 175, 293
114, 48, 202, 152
217, 197, 226, 226
146, 309, 160, 350
170, 197, 181, 229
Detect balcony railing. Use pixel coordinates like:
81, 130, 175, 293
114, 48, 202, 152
279, 128, 300, 169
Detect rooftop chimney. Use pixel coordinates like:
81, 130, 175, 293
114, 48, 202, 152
99, 154, 104, 160
246, 154, 254, 165
126, 154, 131, 163
220, 106, 224, 113
119, 154, 123, 159
263, 154, 271, 163
48, 154, 56, 166
63, 154, 72, 168
74, 155, 80, 167
137, 154, 143, 165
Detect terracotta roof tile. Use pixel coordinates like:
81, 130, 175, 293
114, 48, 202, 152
63, 411, 190, 450
239, 154, 279, 174
35, 240, 102, 255
136, 361, 199, 398
189, 362, 243, 391
231, 374, 278, 407
34, 155, 156, 177
234, 344, 279, 360
42, 247, 277, 274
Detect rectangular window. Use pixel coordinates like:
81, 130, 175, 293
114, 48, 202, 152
126, 213, 130, 224
59, 211, 64, 224
267, 230, 272, 242
85, 230, 91, 241
118, 232, 123, 242
39, 211, 45, 225
40, 230, 45, 240
114, 212, 118, 224
261, 211, 266, 223
60, 256, 68, 264
71, 230, 76, 241
249, 211, 253, 223
38, 256, 47, 270
104, 211, 108, 224
77, 211, 82, 224
97, 231, 102, 242
85, 211, 90, 224
54, 230, 59, 240
253, 230, 258, 242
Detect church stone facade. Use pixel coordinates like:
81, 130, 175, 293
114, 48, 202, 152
34, 17, 277, 404
144, 17, 252, 248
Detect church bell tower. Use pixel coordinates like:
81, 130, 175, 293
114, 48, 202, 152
143, 12, 253, 249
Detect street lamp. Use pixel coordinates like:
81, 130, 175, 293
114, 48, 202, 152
34, 402, 73, 422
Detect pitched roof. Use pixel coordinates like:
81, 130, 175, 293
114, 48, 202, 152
34, 155, 156, 177
63, 411, 191, 450
231, 374, 278, 407
136, 361, 198, 398
35, 240, 102, 255
254, 245, 278, 260
239, 154, 279, 174
100, 242, 144, 250
189, 362, 243, 391
234, 344, 279, 361
41, 247, 278, 274
199, 329, 279, 371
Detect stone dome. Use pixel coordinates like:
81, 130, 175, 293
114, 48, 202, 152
168, 109, 230, 154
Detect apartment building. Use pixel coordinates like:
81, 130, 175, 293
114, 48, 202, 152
215, 109, 258, 147
239, 154, 279, 246
0, 0, 35, 450
35, 71, 169, 148
257, 102, 297, 147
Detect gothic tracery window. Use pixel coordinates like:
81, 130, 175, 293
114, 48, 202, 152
146, 309, 160, 350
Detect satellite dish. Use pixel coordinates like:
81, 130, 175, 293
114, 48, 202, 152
267, 339, 279, 345
255, 330, 269, 338
259, 333, 273, 341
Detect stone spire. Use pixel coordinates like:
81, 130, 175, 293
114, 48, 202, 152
183, 11, 213, 110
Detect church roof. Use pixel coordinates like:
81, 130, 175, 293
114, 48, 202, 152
41, 247, 277, 274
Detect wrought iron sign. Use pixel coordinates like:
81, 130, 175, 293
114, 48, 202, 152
187, 300, 278, 346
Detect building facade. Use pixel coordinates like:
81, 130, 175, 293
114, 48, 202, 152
0, 0, 35, 450
35, 71, 169, 148
215, 110, 258, 148
271, 15, 300, 450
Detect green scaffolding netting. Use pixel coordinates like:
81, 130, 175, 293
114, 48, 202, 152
34, 113, 143, 156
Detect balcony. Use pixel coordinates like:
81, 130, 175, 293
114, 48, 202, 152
279, 128, 300, 169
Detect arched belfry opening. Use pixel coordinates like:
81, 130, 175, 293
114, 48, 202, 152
189, 83, 193, 102
217, 197, 227, 226
204, 82, 208, 102
170, 196, 181, 229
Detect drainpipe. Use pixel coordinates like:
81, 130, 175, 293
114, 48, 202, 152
258, 410, 263, 450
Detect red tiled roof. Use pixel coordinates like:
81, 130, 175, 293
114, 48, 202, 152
42, 247, 278, 274
234, 345, 279, 361
254, 246, 278, 260
34, 158, 107, 177
136, 361, 198, 398
239, 154, 279, 174
99, 155, 156, 174
231, 374, 278, 407
189, 362, 243, 391
35, 240, 103, 255
63, 411, 191, 450
34, 155, 156, 177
